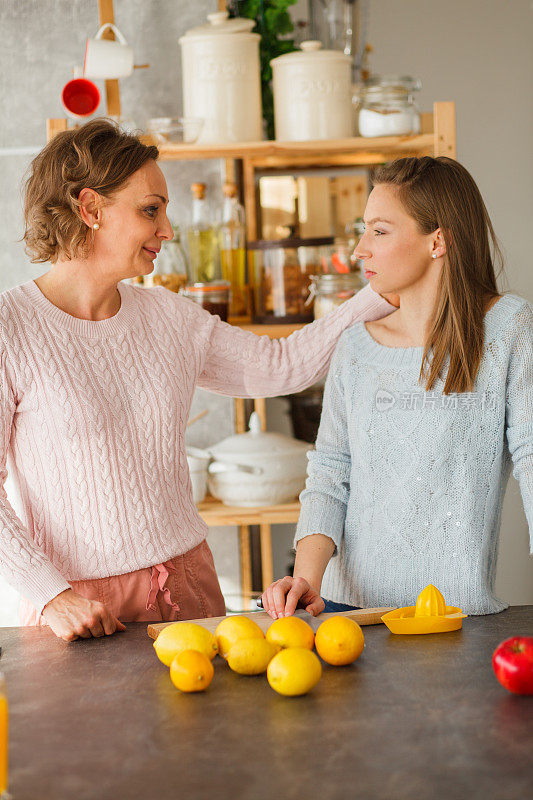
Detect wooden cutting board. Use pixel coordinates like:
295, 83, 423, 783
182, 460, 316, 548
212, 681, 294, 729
147, 607, 395, 640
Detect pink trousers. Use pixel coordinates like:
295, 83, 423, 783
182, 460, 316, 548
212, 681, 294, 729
19, 539, 226, 626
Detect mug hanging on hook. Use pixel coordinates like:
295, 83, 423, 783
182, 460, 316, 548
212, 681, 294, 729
84, 23, 134, 79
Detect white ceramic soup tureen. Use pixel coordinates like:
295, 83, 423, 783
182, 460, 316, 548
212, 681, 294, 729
206, 412, 311, 507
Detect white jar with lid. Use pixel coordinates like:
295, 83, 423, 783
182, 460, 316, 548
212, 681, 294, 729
179, 11, 262, 144
271, 41, 353, 141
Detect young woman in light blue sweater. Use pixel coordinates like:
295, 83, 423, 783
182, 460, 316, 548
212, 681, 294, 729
262, 156, 532, 617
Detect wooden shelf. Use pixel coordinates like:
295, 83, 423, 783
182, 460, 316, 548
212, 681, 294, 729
142, 132, 436, 165
198, 495, 301, 527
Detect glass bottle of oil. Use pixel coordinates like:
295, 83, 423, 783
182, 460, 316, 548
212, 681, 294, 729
187, 183, 219, 283
0, 673, 8, 800
219, 182, 247, 317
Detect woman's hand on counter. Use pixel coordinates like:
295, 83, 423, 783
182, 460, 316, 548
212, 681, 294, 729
41, 588, 126, 642
261, 576, 325, 619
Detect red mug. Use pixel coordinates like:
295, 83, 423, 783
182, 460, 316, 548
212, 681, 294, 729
61, 78, 100, 118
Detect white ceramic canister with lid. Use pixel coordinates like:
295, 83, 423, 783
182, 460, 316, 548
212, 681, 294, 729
179, 11, 262, 144
271, 41, 353, 141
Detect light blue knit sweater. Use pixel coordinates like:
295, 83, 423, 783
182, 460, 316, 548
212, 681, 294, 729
295, 294, 533, 615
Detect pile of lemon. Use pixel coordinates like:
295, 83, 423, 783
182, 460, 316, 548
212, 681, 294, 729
153, 614, 365, 697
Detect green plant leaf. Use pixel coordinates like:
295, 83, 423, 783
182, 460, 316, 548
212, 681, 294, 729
228, 0, 298, 139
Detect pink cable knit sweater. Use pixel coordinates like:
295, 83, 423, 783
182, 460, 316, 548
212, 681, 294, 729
0, 279, 394, 614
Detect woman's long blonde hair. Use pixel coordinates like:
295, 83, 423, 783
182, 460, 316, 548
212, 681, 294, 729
371, 156, 504, 393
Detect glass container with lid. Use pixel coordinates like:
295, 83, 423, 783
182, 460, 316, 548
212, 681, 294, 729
310, 272, 363, 319
355, 75, 422, 137
248, 237, 334, 323
181, 281, 230, 321
142, 222, 189, 293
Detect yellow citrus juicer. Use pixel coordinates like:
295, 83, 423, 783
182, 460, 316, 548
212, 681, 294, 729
381, 584, 467, 634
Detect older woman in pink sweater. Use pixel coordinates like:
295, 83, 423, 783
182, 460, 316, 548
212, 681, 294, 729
0, 119, 396, 642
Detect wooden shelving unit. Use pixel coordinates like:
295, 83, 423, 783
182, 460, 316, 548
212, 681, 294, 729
149, 102, 455, 241
198, 496, 300, 604
146, 132, 437, 162
45, 105, 457, 607
198, 496, 300, 599
45, 0, 456, 609
163, 104, 454, 606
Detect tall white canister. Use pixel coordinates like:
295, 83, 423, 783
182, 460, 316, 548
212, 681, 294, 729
179, 11, 262, 144
271, 41, 353, 141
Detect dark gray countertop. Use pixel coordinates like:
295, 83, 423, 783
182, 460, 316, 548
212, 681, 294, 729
1, 606, 532, 800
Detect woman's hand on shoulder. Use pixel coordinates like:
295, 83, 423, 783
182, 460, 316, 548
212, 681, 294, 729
261, 576, 325, 618
41, 588, 126, 642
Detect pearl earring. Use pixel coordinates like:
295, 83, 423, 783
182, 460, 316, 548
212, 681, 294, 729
432, 253, 438, 259
92, 222, 100, 231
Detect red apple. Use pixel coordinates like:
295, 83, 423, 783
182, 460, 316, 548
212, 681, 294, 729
492, 636, 533, 695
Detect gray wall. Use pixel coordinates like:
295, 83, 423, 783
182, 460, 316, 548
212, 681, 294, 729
0, 0, 531, 622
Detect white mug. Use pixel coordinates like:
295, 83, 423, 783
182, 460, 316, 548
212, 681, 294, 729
84, 23, 134, 79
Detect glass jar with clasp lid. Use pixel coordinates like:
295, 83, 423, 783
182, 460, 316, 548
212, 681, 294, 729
309, 273, 364, 320
355, 75, 422, 137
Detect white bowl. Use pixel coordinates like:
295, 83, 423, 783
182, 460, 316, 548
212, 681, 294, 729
207, 473, 306, 507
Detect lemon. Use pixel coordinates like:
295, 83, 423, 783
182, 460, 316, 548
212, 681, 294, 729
170, 649, 214, 693
315, 616, 365, 666
266, 616, 315, 651
153, 622, 218, 666
215, 615, 264, 659
227, 638, 280, 675
267, 647, 322, 696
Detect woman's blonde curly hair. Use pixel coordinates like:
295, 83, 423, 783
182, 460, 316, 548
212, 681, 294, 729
23, 118, 159, 263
